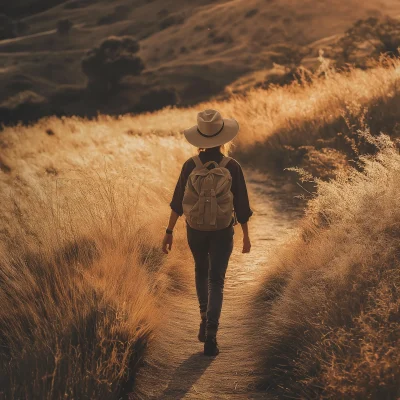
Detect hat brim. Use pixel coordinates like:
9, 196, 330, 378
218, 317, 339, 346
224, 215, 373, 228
183, 118, 239, 148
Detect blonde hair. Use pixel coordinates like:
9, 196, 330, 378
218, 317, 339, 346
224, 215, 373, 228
197, 141, 234, 156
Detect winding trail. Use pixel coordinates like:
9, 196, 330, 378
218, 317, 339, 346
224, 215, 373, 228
133, 169, 304, 400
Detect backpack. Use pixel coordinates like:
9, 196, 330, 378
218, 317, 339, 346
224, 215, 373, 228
182, 155, 234, 231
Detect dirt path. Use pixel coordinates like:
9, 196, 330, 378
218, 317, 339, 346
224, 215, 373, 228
132, 169, 304, 399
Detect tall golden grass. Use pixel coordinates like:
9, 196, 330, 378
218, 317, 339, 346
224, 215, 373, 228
253, 132, 400, 398
121, 57, 400, 178
1, 57, 400, 398
0, 121, 194, 398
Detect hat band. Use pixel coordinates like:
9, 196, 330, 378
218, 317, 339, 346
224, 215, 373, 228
197, 121, 224, 138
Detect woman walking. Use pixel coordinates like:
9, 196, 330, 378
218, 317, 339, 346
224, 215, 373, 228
162, 109, 253, 356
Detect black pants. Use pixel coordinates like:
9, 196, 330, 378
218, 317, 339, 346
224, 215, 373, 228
186, 221, 234, 338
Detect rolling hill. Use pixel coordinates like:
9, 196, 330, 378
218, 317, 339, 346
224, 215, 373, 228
0, 0, 400, 121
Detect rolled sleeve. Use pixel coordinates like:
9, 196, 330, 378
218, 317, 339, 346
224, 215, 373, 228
230, 162, 253, 224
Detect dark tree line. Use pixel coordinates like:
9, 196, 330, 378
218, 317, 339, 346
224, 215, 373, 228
81, 36, 145, 92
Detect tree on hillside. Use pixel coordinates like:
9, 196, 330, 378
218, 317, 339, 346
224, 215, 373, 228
135, 87, 180, 113
338, 16, 400, 66
81, 36, 145, 92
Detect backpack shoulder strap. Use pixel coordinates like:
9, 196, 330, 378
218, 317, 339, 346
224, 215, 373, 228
203, 160, 219, 170
192, 155, 203, 169
219, 156, 232, 168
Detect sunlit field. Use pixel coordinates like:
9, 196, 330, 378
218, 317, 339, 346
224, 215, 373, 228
0, 124, 194, 397
86, 57, 400, 177
1, 58, 400, 398
253, 133, 400, 398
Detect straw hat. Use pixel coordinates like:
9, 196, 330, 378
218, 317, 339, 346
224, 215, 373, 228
183, 109, 239, 148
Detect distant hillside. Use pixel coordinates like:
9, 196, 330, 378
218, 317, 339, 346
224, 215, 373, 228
0, 0, 67, 19
0, 0, 400, 124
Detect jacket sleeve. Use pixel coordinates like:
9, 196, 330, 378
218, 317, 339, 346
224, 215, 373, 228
169, 161, 189, 216
230, 162, 253, 224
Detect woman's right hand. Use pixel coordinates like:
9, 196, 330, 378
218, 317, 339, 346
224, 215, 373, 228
242, 235, 251, 253
162, 233, 173, 254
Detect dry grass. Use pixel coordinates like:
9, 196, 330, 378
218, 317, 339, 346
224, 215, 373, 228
1, 57, 400, 398
112, 57, 400, 179
253, 133, 400, 399
0, 119, 193, 398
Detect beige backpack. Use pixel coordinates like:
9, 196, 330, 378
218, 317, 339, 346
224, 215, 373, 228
182, 155, 234, 231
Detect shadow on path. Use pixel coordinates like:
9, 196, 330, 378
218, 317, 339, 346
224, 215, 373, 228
160, 352, 214, 399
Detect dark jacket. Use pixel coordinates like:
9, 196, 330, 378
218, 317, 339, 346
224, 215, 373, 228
170, 148, 253, 224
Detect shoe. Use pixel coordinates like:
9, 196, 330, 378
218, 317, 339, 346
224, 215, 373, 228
204, 336, 219, 356
198, 319, 206, 343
